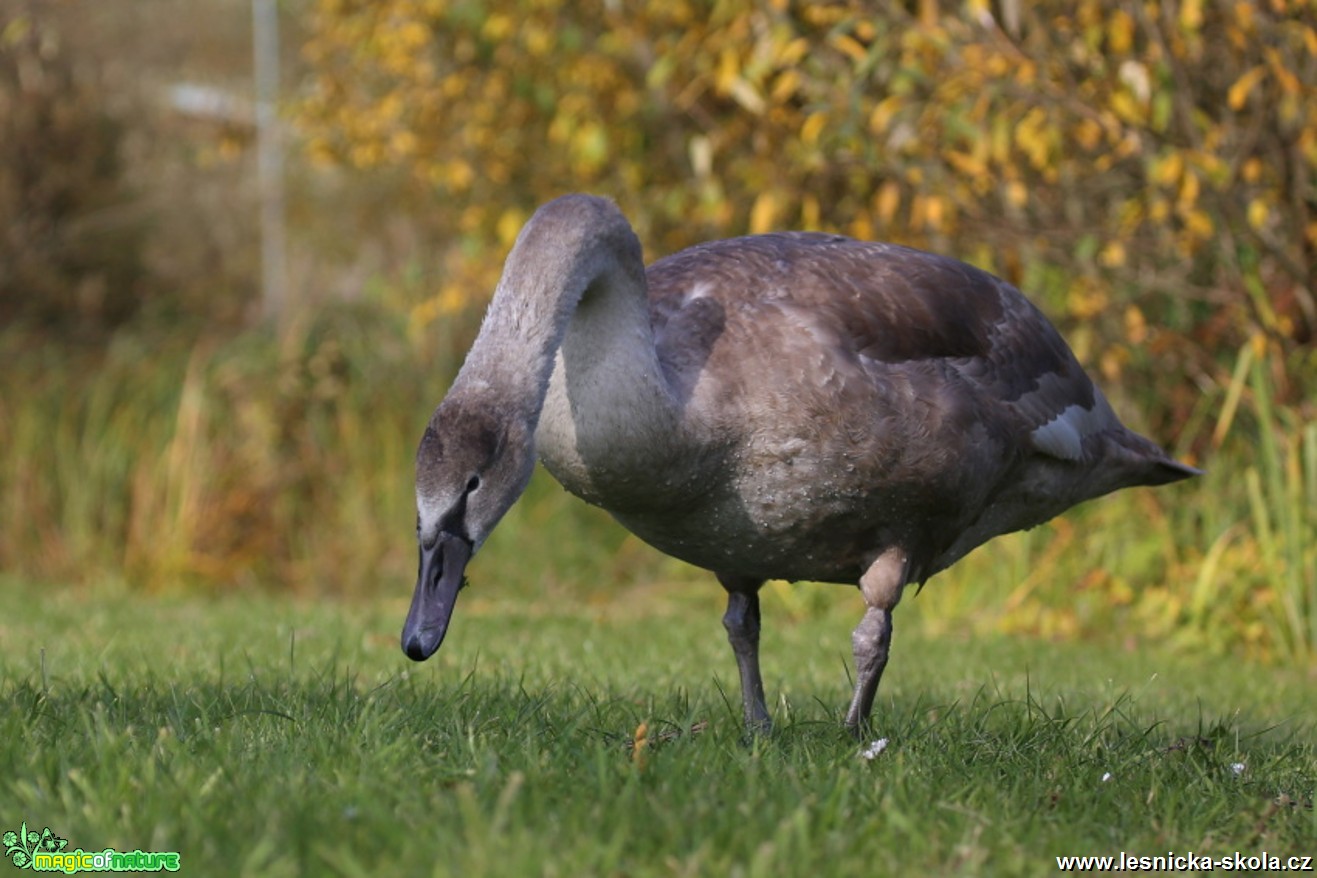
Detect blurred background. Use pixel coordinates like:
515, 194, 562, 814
0, 0, 1313, 664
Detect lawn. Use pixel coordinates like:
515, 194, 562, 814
1, 577, 1312, 876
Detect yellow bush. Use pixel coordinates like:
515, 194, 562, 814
299, 0, 1316, 379
295, 1, 1317, 659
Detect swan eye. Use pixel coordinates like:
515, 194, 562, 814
466, 474, 481, 494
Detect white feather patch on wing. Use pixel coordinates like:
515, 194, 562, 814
1030, 395, 1117, 461
683, 281, 714, 303
1031, 406, 1088, 460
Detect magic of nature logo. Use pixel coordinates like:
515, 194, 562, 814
3, 823, 180, 873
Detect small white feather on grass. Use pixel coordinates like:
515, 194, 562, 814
859, 738, 889, 760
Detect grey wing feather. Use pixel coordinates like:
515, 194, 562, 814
646, 233, 1107, 458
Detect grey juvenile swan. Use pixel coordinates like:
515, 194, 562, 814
402, 194, 1199, 733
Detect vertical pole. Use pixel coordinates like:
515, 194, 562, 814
1001, 0, 1021, 37
253, 0, 287, 325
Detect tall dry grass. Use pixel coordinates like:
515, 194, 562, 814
1, 308, 1313, 664
1, 308, 425, 592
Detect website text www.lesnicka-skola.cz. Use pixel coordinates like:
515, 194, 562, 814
1056, 851, 1314, 872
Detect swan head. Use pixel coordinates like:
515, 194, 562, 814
402, 393, 535, 661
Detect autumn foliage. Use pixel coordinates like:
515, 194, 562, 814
289, 2, 1317, 660
299, 0, 1316, 408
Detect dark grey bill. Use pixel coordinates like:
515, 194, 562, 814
401, 533, 473, 661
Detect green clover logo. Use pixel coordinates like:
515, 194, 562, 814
3, 823, 67, 870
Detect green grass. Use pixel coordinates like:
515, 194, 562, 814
2, 579, 1312, 876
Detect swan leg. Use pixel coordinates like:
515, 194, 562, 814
718, 575, 771, 734
844, 547, 909, 735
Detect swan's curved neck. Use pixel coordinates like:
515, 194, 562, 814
451, 197, 680, 502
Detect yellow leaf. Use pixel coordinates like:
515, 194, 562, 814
1178, 170, 1200, 209
1014, 106, 1052, 168
990, 115, 1012, 163
571, 121, 609, 172
438, 283, 468, 316
1067, 278, 1109, 320
1150, 151, 1184, 187
398, 20, 432, 50
868, 96, 901, 135
777, 37, 809, 66
496, 207, 527, 247
306, 137, 337, 169
831, 33, 868, 64
848, 212, 873, 241
1265, 47, 1300, 95
1227, 66, 1267, 110
349, 142, 384, 168
1114, 198, 1143, 233
631, 722, 648, 769
1099, 241, 1126, 268
945, 150, 986, 177
1, 13, 32, 46
715, 48, 739, 94
910, 194, 926, 229
800, 112, 828, 146
727, 77, 766, 115
1233, 2, 1256, 33
1179, 0, 1203, 30
1124, 305, 1147, 344
924, 194, 946, 231
1004, 180, 1028, 208
1108, 9, 1135, 54
445, 160, 474, 191
770, 70, 800, 102
918, 0, 938, 28
1247, 197, 1270, 230
874, 182, 901, 225
1110, 90, 1145, 125
749, 192, 779, 234
389, 129, 417, 158
1074, 118, 1102, 151
801, 194, 820, 229
1183, 209, 1214, 238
